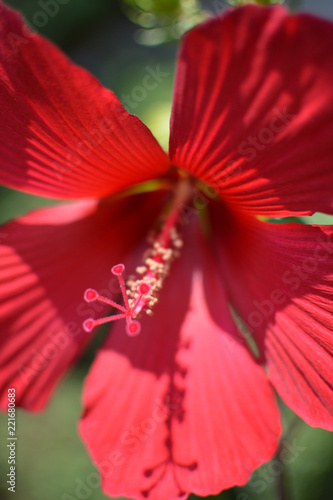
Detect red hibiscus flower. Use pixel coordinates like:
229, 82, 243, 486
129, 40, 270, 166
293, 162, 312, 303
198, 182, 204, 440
1, 2, 333, 499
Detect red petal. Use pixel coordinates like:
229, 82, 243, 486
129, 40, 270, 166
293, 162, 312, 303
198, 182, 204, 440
0, 193, 162, 410
170, 5, 333, 216
80, 221, 280, 500
211, 204, 333, 430
0, 3, 169, 199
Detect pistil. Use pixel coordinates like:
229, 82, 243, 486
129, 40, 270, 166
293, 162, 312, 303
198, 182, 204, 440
82, 177, 192, 336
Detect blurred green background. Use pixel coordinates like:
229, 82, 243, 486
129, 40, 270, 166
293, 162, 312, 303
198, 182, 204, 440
1, 1, 333, 500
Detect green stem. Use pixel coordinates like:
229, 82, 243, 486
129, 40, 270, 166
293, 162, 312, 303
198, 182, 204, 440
276, 415, 306, 500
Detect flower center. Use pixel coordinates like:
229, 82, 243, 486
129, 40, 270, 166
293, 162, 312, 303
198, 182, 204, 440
82, 177, 193, 337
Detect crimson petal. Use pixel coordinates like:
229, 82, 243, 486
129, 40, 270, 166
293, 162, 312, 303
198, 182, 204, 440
80, 221, 281, 500
0, 3, 169, 199
0, 193, 162, 410
211, 204, 333, 430
170, 5, 333, 216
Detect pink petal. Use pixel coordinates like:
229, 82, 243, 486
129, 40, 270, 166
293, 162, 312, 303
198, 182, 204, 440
0, 193, 162, 410
0, 3, 169, 199
80, 221, 281, 500
211, 204, 333, 430
170, 5, 333, 216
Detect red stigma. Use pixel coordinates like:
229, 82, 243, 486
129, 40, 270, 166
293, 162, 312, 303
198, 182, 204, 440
83, 318, 95, 333
139, 283, 151, 295
84, 288, 98, 302
126, 320, 141, 336
112, 264, 124, 275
